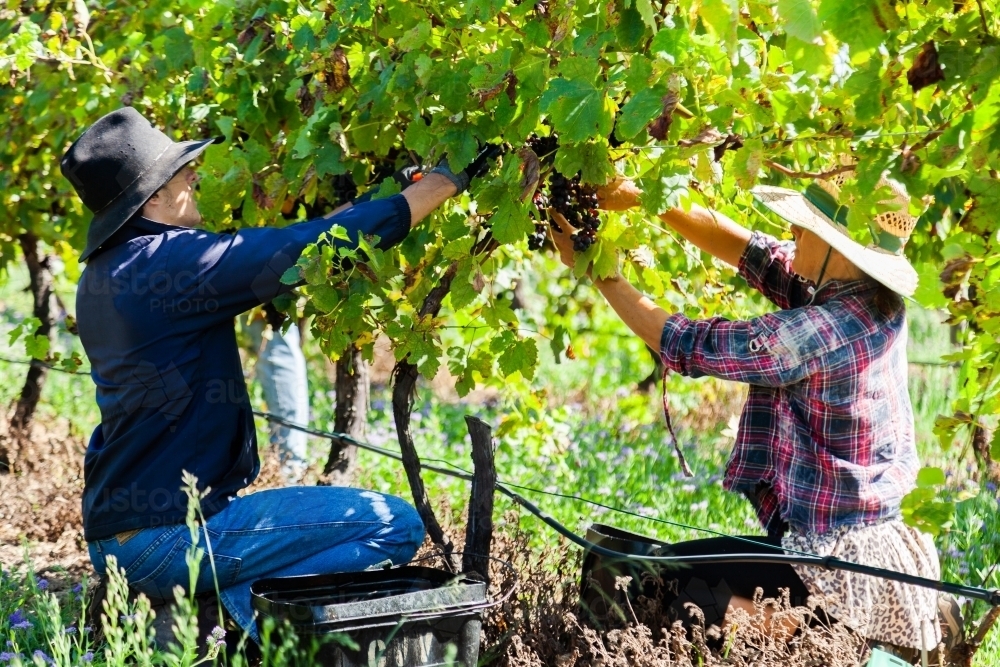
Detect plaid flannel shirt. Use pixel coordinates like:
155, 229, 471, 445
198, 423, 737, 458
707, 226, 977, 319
659, 232, 919, 535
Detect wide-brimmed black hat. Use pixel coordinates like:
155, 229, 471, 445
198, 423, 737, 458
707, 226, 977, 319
61, 107, 222, 261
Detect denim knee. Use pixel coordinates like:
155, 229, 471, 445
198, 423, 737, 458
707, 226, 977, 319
381, 494, 425, 559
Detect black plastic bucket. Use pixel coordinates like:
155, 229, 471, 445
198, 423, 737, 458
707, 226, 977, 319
251, 566, 487, 666
579, 523, 677, 629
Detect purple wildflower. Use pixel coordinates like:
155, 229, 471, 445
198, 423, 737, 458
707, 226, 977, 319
65, 626, 77, 635
33, 650, 54, 665
8, 609, 32, 631
72, 583, 83, 594
987, 481, 998, 494
207, 624, 228, 649
82, 651, 94, 663
36, 578, 48, 591
0, 653, 17, 663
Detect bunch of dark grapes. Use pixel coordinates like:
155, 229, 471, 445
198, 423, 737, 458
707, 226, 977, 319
527, 190, 550, 251
549, 172, 600, 252
526, 134, 559, 164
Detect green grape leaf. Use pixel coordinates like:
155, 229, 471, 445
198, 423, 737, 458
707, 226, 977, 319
404, 119, 434, 157
916, 466, 946, 488
638, 162, 690, 215
818, 0, 897, 52
491, 198, 533, 245
591, 239, 619, 280
314, 142, 346, 178
441, 127, 479, 174
24, 334, 50, 360
731, 137, 764, 190
541, 78, 615, 144
8, 317, 40, 346
913, 263, 948, 310
498, 337, 538, 379
634, 0, 657, 32
901, 486, 954, 536
310, 284, 341, 313
614, 1, 647, 50
397, 20, 431, 52
281, 266, 304, 285
466, 0, 504, 21
555, 141, 615, 185
777, 0, 821, 43
616, 87, 667, 141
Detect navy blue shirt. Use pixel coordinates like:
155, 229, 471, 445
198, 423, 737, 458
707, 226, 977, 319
77, 195, 411, 541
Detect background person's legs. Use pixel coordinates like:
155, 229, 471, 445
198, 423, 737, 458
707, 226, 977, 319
248, 319, 310, 480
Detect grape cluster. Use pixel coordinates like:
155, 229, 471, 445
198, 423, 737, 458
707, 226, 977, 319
549, 173, 600, 252
527, 190, 550, 251
526, 134, 558, 165
523, 134, 602, 253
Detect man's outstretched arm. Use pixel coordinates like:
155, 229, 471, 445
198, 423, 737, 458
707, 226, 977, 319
323, 168, 458, 224
400, 173, 458, 225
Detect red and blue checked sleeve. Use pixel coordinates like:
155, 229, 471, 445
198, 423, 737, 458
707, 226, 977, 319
738, 231, 813, 310
658, 311, 818, 387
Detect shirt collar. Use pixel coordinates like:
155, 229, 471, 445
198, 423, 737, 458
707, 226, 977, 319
95, 216, 186, 256
807, 277, 877, 305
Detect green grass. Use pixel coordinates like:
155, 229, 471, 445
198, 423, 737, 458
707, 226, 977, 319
2, 259, 999, 665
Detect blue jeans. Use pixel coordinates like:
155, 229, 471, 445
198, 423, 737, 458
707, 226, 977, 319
87, 487, 424, 644
247, 320, 310, 478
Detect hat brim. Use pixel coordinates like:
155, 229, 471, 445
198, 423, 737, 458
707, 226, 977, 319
750, 185, 918, 298
80, 137, 220, 261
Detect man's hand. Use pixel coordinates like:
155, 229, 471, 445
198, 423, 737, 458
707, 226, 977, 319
430, 144, 504, 193
597, 177, 642, 211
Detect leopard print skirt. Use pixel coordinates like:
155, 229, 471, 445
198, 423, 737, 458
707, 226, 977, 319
782, 519, 942, 651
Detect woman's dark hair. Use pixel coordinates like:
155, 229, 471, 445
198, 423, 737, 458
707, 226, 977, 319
872, 280, 904, 317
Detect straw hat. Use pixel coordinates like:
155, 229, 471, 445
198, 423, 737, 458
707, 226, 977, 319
751, 169, 919, 297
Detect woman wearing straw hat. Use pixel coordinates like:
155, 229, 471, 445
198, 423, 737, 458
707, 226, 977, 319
551, 169, 955, 658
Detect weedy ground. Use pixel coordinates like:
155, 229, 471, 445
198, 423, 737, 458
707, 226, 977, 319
1, 270, 998, 665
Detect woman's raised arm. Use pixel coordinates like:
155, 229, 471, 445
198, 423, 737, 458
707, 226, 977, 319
598, 178, 752, 267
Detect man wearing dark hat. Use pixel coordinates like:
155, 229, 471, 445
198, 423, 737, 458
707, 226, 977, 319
62, 107, 490, 645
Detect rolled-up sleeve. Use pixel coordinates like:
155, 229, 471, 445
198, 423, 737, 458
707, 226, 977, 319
738, 231, 812, 310
659, 311, 813, 387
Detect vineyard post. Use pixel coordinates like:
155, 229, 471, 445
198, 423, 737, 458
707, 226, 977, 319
462, 415, 496, 583
392, 261, 462, 572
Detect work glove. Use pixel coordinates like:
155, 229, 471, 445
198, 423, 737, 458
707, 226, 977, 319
429, 143, 504, 193
352, 165, 424, 204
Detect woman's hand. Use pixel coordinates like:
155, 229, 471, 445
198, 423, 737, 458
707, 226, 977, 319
597, 177, 642, 211
547, 210, 580, 270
